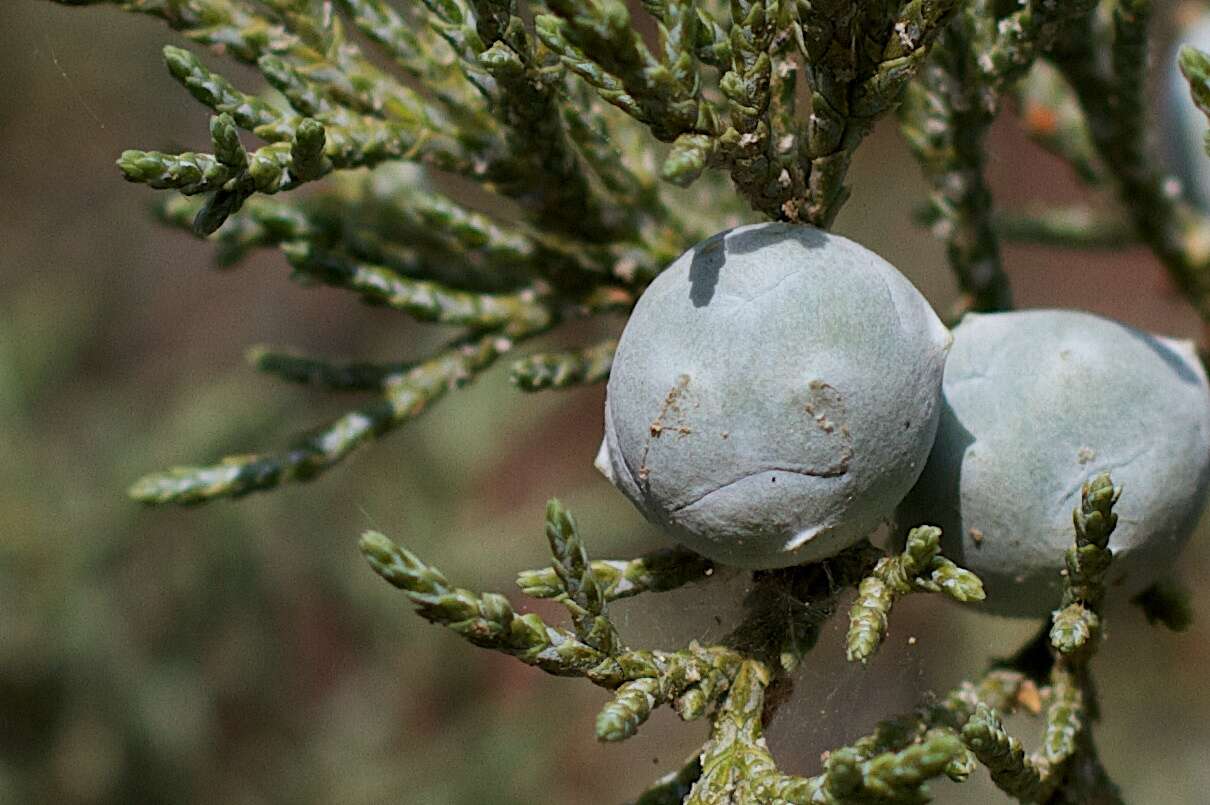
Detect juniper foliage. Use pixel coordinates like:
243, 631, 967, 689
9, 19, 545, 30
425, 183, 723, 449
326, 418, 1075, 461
40, 0, 1210, 801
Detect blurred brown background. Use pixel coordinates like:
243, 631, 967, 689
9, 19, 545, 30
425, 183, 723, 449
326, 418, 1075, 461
2, 2, 1209, 803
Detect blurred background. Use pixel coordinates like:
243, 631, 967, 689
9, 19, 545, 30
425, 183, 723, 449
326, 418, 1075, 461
3, 2, 1210, 803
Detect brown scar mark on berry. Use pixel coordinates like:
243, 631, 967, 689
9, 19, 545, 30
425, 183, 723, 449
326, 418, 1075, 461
640, 374, 693, 485
969, 528, 985, 546
801, 380, 854, 469
650, 374, 691, 435
1077, 446, 1096, 464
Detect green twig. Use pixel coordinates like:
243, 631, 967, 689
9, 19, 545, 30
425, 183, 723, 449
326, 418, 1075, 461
847, 526, 984, 663
543, 500, 619, 654
130, 333, 524, 504
510, 340, 617, 391
994, 206, 1136, 249
246, 346, 409, 391
359, 529, 607, 674
1052, 4, 1210, 323
518, 544, 714, 602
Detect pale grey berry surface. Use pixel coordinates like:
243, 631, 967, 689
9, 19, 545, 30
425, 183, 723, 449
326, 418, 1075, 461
897, 309, 1210, 617
597, 222, 951, 569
